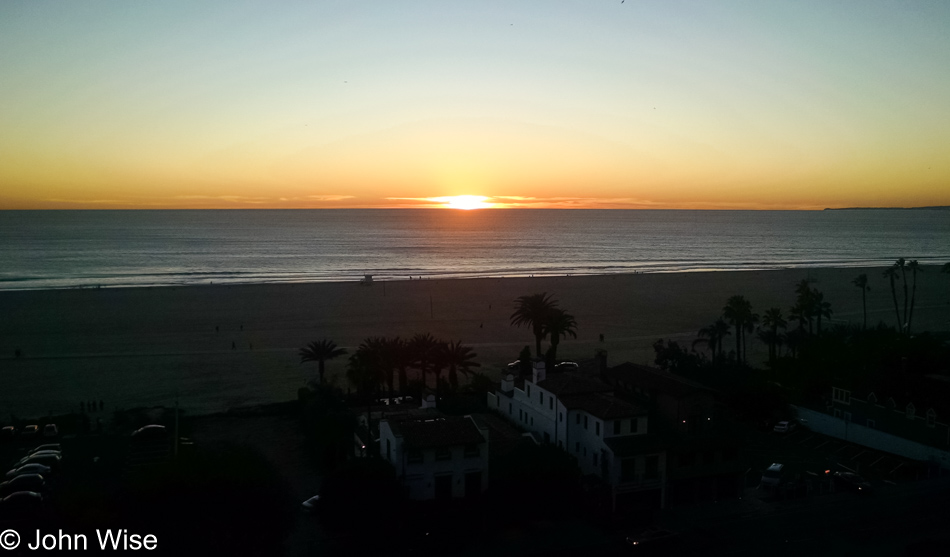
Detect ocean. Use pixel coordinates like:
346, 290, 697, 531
2, 209, 948, 290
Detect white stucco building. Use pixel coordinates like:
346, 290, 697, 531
379, 414, 490, 501
488, 360, 666, 509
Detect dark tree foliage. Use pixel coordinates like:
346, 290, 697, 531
298, 384, 356, 471
487, 441, 582, 520
653, 339, 704, 373
117, 445, 294, 556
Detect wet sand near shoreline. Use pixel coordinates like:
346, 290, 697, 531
1, 267, 948, 418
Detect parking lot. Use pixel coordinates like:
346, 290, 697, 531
743, 422, 933, 490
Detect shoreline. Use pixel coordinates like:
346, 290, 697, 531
2, 266, 948, 419
4, 260, 948, 293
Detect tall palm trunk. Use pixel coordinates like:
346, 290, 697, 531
887, 273, 901, 331
735, 322, 742, 365
861, 288, 867, 330
900, 265, 908, 328
908, 267, 918, 335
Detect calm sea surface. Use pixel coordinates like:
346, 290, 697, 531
1, 209, 948, 290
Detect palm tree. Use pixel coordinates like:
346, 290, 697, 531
852, 274, 870, 330
793, 279, 816, 334
387, 337, 410, 395
408, 332, 440, 390
299, 339, 347, 385
693, 319, 731, 362
346, 343, 384, 400
907, 260, 922, 335
443, 340, 480, 391
814, 291, 833, 335
543, 308, 578, 366
723, 295, 754, 365
882, 265, 902, 332
895, 258, 909, 328
510, 293, 559, 358
760, 307, 787, 366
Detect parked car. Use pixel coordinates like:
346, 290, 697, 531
832, 471, 873, 494
29, 444, 61, 455
0, 474, 45, 497
132, 425, 168, 441
42, 424, 58, 438
301, 495, 321, 513
0, 491, 45, 521
16, 453, 61, 470
6, 464, 51, 479
760, 463, 785, 488
625, 527, 680, 550
20, 425, 40, 439
773, 420, 797, 434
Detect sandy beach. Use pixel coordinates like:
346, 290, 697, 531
1, 267, 948, 418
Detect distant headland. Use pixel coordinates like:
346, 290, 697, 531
824, 206, 950, 211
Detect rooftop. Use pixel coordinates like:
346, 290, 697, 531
536, 372, 612, 397
387, 415, 486, 450
560, 392, 647, 420
605, 362, 713, 400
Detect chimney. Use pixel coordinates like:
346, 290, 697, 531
501, 373, 515, 393
532, 359, 546, 384
596, 349, 608, 376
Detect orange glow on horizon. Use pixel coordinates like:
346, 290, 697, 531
432, 195, 494, 210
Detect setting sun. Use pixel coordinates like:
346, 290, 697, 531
434, 196, 494, 210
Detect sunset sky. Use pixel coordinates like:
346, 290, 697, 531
2, 1, 948, 210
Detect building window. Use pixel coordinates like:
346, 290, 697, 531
527, 385, 531, 397
630, 418, 638, 433
833, 388, 851, 405
464, 444, 480, 458
407, 449, 423, 464
519, 409, 523, 420
549, 398, 554, 410
530, 416, 534, 426
559, 412, 563, 422
595, 421, 600, 436
584, 415, 588, 429
435, 447, 451, 461
539, 392, 543, 404
614, 420, 621, 435
576, 414, 580, 425
906, 403, 916, 419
